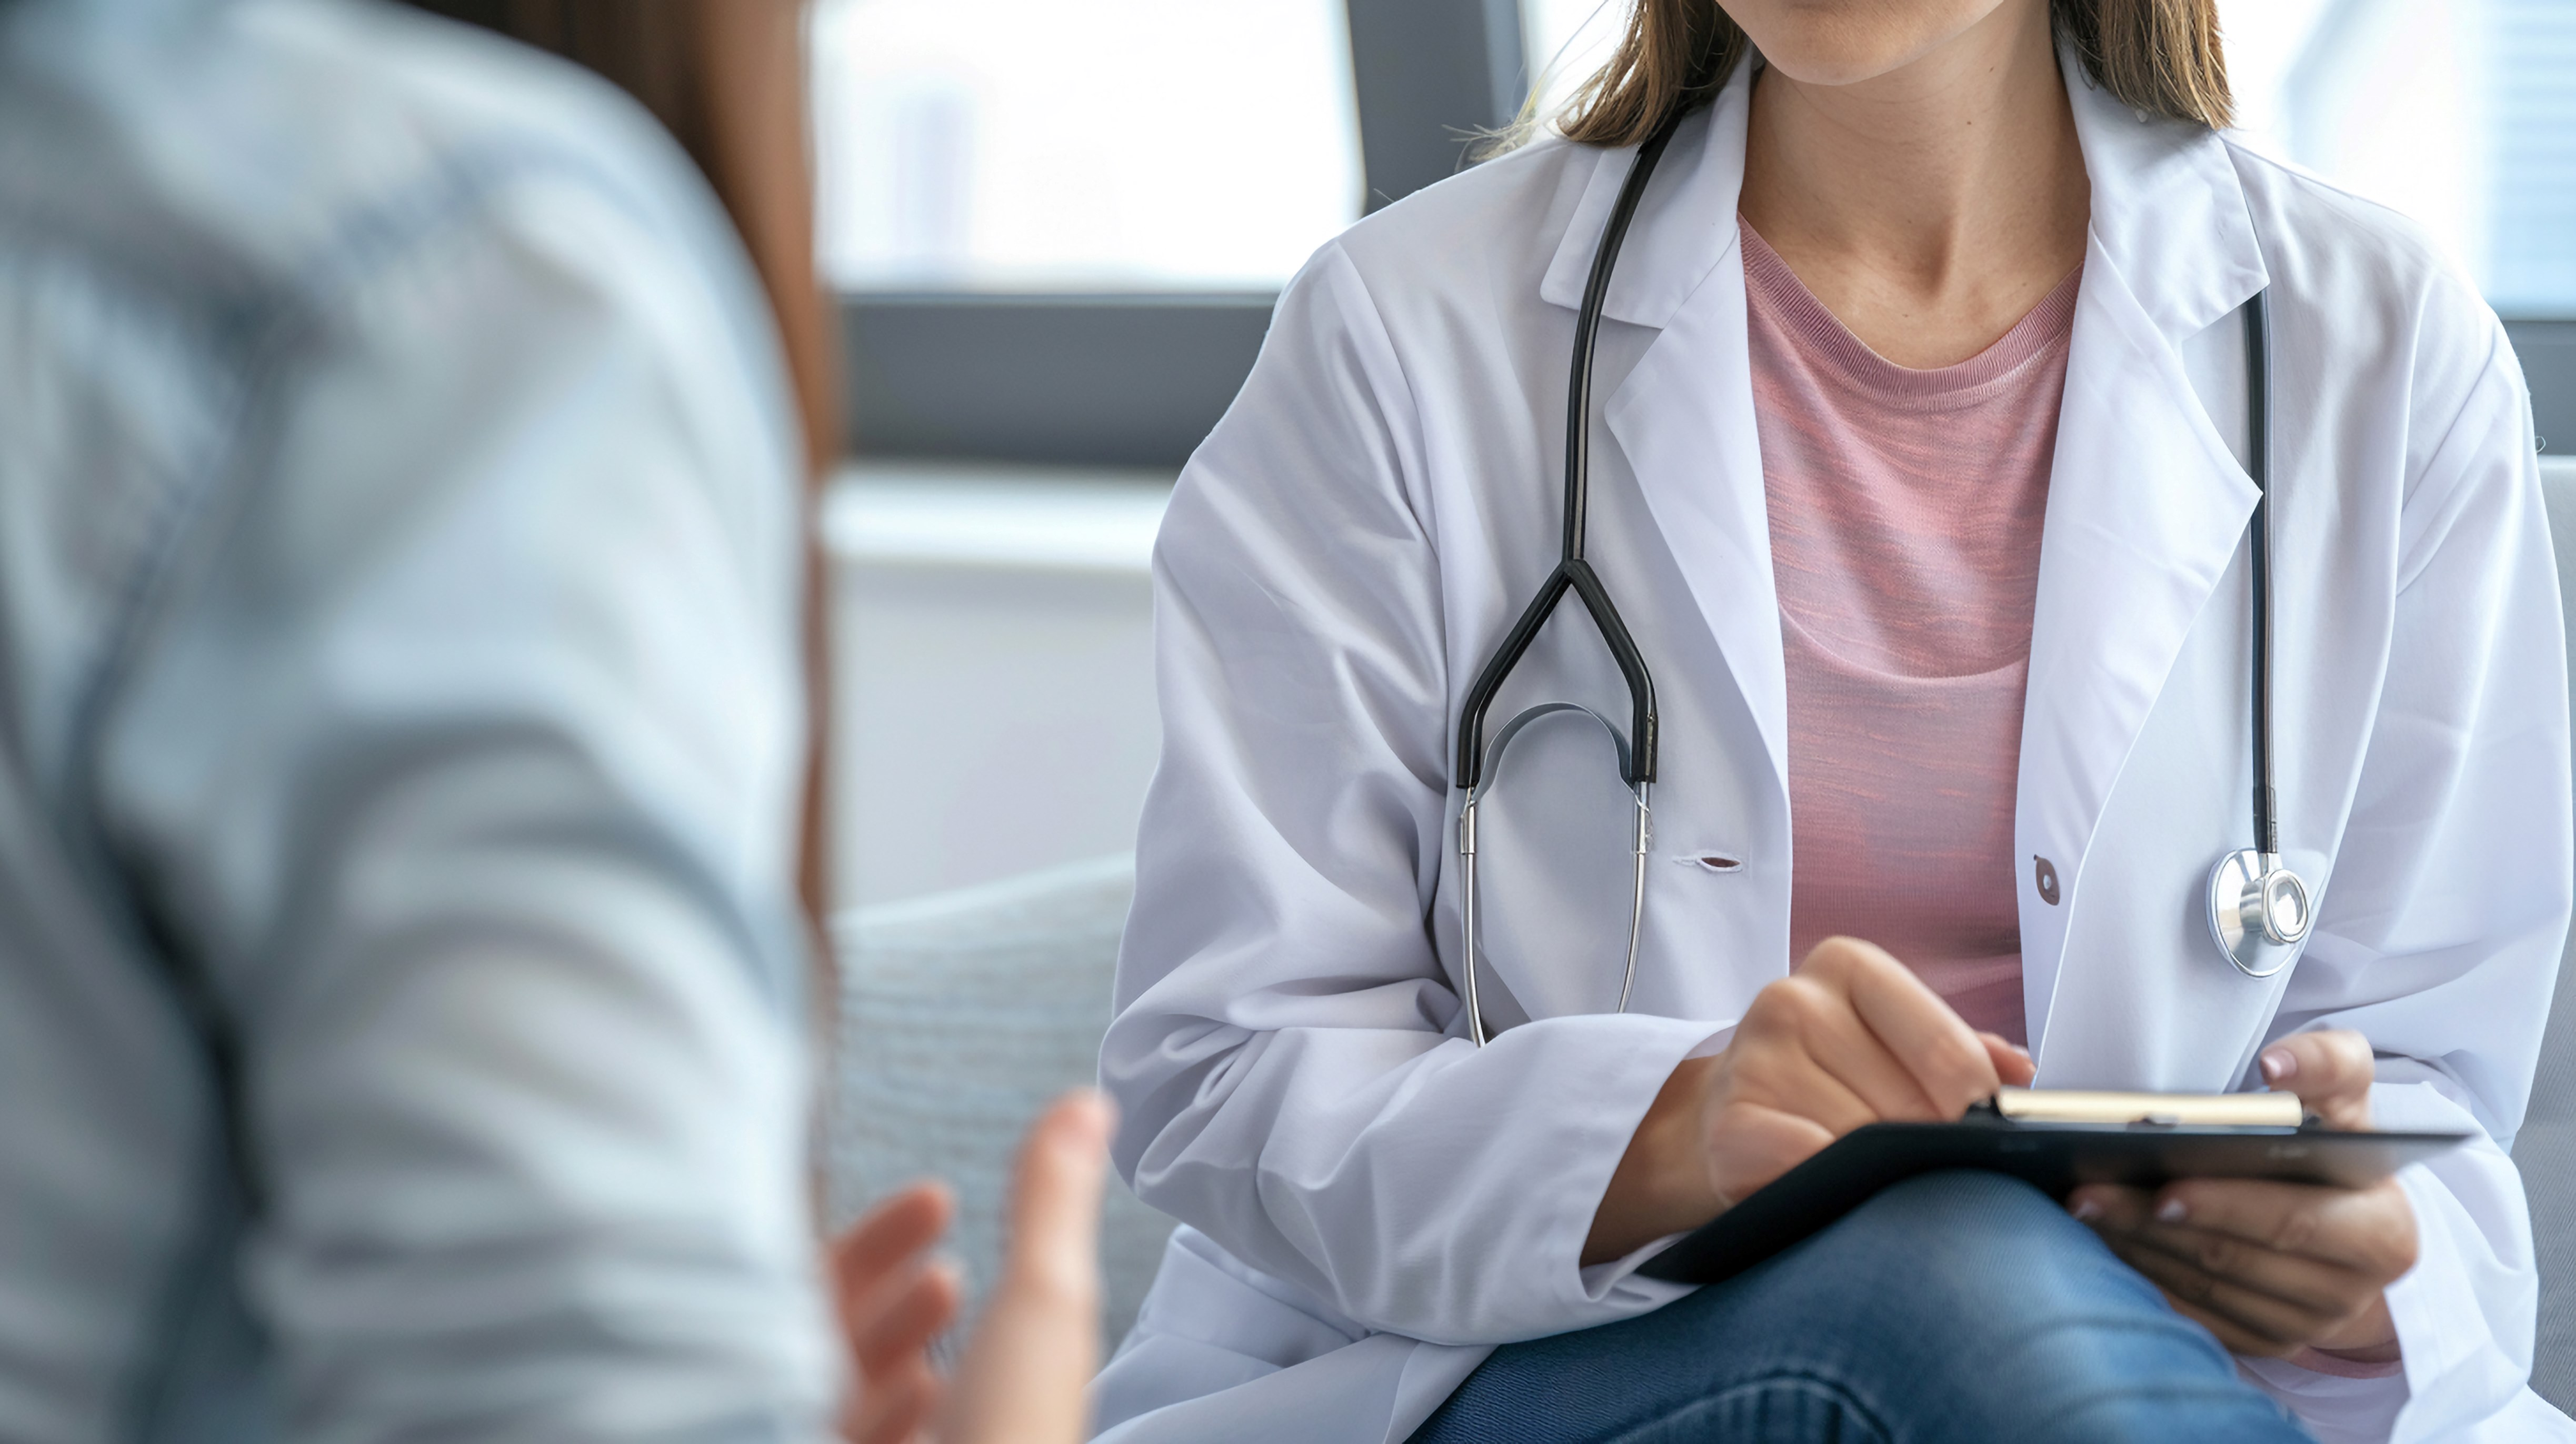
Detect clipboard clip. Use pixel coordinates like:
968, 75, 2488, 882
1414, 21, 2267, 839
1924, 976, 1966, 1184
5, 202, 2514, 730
1976, 1087, 2315, 1130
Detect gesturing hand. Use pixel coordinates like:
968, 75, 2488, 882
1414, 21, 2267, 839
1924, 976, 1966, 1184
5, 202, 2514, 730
1587, 937, 2033, 1263
835, 1181, 959, 1444
2067, 1030, 2418, 1361
834, 1090, 1115, 1444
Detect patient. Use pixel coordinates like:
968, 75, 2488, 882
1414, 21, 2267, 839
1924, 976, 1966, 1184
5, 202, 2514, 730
0, 0, 1100, 1437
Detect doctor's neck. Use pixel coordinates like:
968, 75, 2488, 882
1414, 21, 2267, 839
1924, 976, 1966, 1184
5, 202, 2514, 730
1732, 0, 2088, 370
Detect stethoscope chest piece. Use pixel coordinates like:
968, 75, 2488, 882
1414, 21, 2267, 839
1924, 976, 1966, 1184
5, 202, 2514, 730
2206, 849, 2312, 978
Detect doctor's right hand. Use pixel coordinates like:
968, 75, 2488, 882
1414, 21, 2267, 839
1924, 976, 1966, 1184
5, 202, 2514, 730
1583, 937, 2033, 1264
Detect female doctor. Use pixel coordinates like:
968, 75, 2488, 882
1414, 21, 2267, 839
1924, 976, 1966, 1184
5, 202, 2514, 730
1094, 0, 2569, 1440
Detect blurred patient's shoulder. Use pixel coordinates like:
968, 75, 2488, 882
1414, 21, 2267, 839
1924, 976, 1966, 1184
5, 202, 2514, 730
0, 0, 804, 811
2, 0, 775, 370
0, 0, 801, 553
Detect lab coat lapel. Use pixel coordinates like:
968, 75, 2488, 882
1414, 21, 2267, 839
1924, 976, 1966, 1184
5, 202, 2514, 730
1605, 249, 1785, 789
1536, 85, 1749, 328
2018, 55, 2270, 1063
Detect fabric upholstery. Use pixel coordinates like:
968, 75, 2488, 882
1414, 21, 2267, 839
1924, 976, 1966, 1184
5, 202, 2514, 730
827, 856, 1174, 1345
2520, 454, 2576, 1410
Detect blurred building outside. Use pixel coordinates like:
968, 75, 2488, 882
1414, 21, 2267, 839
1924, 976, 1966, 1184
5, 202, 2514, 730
814, 0, 2576, 910
808, 0, 1361, 291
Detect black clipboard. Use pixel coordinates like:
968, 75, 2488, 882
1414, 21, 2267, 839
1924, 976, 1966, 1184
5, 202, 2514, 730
1635, 1105, 2469, 1285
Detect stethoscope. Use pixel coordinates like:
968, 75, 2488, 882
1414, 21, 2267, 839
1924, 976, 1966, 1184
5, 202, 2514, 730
1451, 114, 2312, 1047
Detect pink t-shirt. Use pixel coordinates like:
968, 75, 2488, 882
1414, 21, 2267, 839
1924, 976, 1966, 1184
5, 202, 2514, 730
1744, 221, 2080, 1047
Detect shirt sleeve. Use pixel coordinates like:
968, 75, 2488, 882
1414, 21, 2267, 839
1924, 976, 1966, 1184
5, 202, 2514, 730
93, 157, 835, 1440
2257, 302, 2572, 1442
1101, 243, 1721, 1349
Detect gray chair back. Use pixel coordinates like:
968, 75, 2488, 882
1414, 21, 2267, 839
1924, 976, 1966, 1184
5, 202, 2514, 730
825, 855, 1175, 1346
2521, 454, 2576, 1409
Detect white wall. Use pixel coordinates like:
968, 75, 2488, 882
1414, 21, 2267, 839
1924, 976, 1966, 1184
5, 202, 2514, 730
823, 463, 1171, 907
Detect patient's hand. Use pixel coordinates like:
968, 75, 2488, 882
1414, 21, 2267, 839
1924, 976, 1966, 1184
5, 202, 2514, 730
835, 1181, 960, 1444
2067, 1030, 2417, 1362
1586, 937, 2033, 1263
834, 1090, 1114, 1444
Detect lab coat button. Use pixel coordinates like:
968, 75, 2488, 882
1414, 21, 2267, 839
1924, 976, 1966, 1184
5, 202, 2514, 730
2034, 856, 2061, 906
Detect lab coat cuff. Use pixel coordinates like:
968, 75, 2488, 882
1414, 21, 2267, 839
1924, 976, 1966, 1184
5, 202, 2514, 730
1531, 1014, 1733, 1311
1571, 1025, 1738, 1301
2384, 1163, 2490, 1440
2373, 1081, 2535, 1442
2237, 1357, 2411, 1444
1574, 1231, 1698, 1305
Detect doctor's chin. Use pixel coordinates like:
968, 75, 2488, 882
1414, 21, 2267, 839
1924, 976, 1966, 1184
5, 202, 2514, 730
2, 1, 2570, 1442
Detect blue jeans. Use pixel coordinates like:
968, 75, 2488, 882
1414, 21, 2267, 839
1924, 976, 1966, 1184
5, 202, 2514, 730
1409, 1170, 2308, 1444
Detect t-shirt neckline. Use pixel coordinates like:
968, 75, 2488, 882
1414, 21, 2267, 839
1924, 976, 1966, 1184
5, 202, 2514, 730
1738, 217, 2083, 402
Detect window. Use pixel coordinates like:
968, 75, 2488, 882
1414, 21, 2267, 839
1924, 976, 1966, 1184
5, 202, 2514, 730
818, 1, 2571, 469
1519, 0, 1622, 124
2219, 0, 2576, 316
810, 0, 1364, 291
812, 0, 1523, 466
1526, 1, 2576, 317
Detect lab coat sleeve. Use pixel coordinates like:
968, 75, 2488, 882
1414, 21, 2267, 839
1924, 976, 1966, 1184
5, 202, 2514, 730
2263, 304, 2571, 1441
1103, 243, 1720, 1346
93, 161, 836, 1437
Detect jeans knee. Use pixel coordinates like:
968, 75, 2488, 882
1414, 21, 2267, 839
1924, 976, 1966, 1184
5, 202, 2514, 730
1758, 1171, 2290, 1441
1860, 1167, 2070, 1232
1808, 1171, 2172, 1338
1840, 1170, 2100, 1268
1424, 1169, 2297, 1444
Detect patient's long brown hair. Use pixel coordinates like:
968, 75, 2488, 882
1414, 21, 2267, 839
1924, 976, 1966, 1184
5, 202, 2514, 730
1546, 0, 2232, 148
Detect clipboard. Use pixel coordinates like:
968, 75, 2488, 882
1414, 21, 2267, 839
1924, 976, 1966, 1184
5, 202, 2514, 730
1635, 1089, 2470, 1286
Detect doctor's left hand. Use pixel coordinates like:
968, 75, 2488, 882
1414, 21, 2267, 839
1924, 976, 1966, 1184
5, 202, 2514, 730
2065, 1030, 2418, 1364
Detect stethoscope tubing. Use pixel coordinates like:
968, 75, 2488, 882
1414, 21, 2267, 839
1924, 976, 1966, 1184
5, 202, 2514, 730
1452, 112, 1683, 1047
1457, 703, 1652, 1046
2246, 288, 2282, 858
1452, 113, 1683, 793
2215, 287, 2313, 978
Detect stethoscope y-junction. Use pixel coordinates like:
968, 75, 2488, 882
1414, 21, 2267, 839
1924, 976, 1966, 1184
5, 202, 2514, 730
1452, 114, 2310, 1047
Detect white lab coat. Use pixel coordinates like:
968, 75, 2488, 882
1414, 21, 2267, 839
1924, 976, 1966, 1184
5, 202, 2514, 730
1095, 51, 2571, 1444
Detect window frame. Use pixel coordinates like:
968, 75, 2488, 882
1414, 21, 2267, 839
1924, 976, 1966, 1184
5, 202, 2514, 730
833, 4, 2576, 466
836, 0, 1524, 468
2510, 321, 2576, 457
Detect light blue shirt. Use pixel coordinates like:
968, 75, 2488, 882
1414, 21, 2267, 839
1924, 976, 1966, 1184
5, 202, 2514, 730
0, 0, 834, 1437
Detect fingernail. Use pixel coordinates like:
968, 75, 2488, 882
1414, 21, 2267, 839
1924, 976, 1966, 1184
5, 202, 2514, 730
2156, 1198, 2188, 1223
2260, 1048, 2297, 1085
2070, 1198, 2103, 1221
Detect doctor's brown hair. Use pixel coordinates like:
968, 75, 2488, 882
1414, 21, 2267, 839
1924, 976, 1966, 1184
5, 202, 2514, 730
1552, 0, 2232, 148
